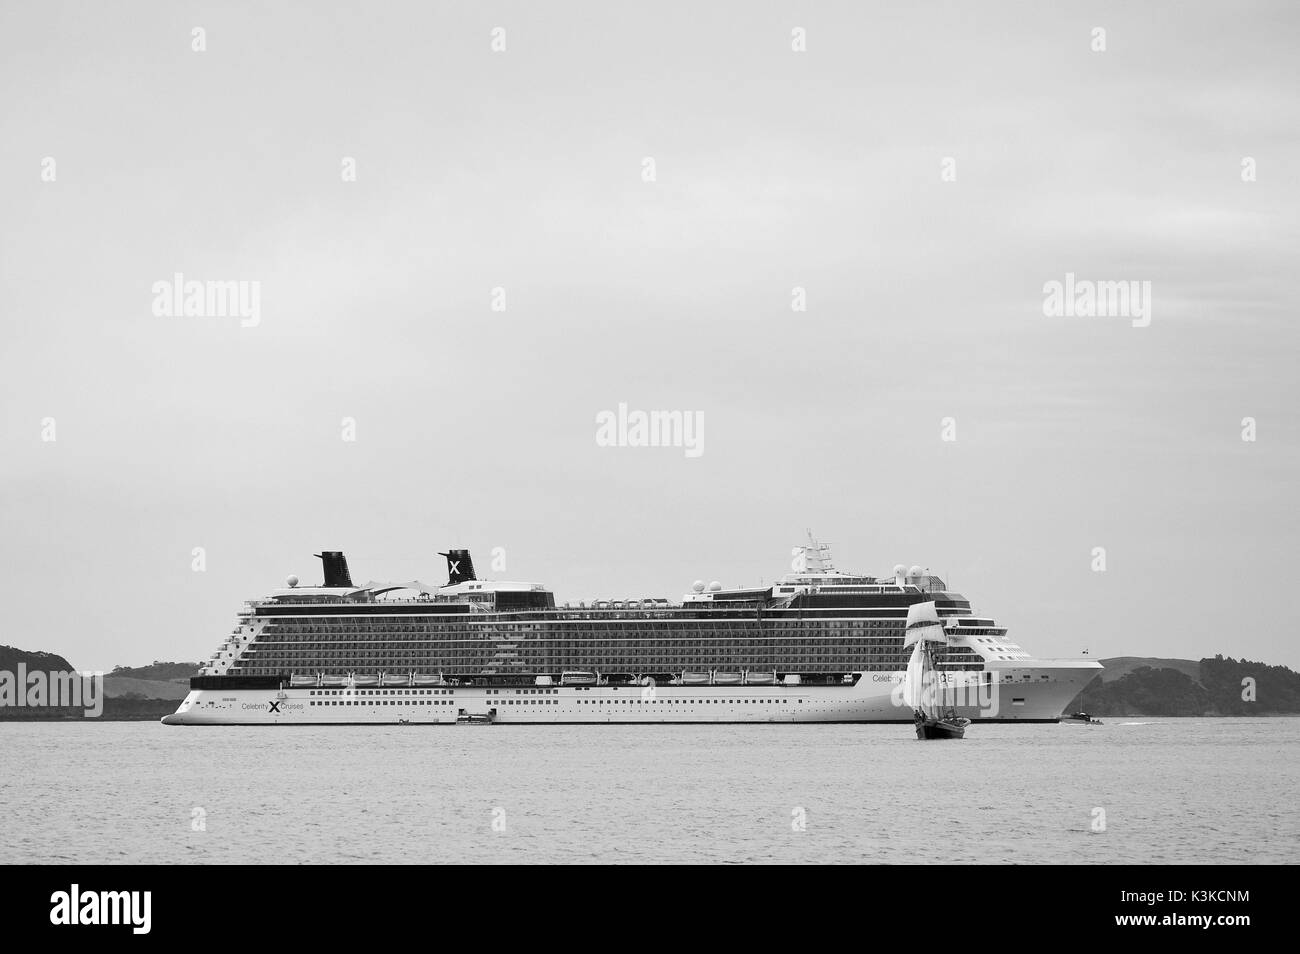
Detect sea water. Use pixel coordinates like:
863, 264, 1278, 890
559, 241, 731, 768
1, 719, 1295, 864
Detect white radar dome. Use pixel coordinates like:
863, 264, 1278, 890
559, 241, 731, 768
286, 574, 299, 588
893, 564, 907, 577
707, 581, 723, 592
692, 580, 706, 593
908, 565, 924, 577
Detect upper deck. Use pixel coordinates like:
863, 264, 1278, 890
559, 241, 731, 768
198, 537, 1028, 681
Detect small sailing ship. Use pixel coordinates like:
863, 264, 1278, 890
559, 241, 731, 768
903, 601, 971, 740
1060, 711, 1103, 725
1061, 678, 1102, 724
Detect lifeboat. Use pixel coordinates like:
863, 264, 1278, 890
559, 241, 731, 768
289, 674, 317, 688
681, 672, 710, 685
352, 674, 379, 687
713, 672, 742, 685
412, 674, 445, 686
561, 671, 596, 685
381, 674, 409, 686
744, 671, 776, 685
320, 674, 348, 687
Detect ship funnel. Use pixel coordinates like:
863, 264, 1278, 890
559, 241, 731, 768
315, 551, 353, 588
438, 549, 476, 585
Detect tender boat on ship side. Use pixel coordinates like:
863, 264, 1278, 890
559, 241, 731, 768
1060, 711, 1104, 725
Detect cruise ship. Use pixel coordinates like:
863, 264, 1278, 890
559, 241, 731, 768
162, 537, 1100, 726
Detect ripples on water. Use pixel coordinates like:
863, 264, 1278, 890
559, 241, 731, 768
1, 719, 1296, 864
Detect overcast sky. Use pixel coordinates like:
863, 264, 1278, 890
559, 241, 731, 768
2, 1, 1297, 672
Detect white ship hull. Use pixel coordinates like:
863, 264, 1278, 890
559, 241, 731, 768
163, 660, 1097, 725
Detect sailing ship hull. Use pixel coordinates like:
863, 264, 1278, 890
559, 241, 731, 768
915, 716, 970, 740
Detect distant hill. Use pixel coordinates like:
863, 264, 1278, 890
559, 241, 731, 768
108, 662, 197, 682
1091, 656, 1202, 683
1067, 655, 1300, 716
102, 676, 190, 700
0, 645, 76, 673
103, 661, 197, 700
1, 644, 90, 720
0, 695, 177, 721
1198, 655, 1300, 715
2, 650, 198, 718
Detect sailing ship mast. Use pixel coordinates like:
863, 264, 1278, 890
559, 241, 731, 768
903, 600, 946, 716
903, 600, 969, 739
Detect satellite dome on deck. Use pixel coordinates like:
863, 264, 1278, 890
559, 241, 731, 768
286, 574, 299, 588
692, 580, 706, 593
707, 581, 722, 592
893, 564, 906, 577
908, 565, 924, 578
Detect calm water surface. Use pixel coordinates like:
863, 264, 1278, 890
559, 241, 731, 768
2, 719, 1296, 864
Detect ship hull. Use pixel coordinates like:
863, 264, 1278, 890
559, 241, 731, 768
162, 662, 1095, 725
915, 717, 970, 740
